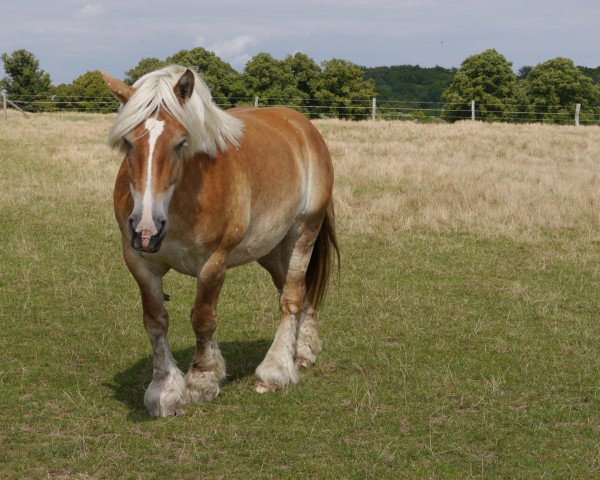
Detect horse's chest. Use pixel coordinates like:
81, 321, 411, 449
141, 239, 204, 276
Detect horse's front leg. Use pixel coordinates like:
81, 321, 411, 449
185, 252, 227, 403
125, 250, 186, 417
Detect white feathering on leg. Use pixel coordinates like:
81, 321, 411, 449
185, 339, 226, 403
255, 313, 299, 392
144, 332, 186, 416
295, 303, 321, 368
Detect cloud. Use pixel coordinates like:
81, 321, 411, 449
194, 34, 258, 69
75, 4, 104, 20
208, 35, 257, 57
229, 53, 253, 70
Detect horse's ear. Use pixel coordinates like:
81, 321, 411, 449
174, 69, 195, 104
101, 72, 134, 104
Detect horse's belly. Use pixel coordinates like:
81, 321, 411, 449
226, 220, 292, 267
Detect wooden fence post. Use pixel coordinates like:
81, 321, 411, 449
471, 100, 475, 121
254, 96, 259, 108
5, 97, 29, 118
575, 103, 580, 126
372, 98, 376, 121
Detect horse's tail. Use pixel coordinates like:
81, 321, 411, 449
305, 201, 340, 311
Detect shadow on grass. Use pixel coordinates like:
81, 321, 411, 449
105, 339, 271, 422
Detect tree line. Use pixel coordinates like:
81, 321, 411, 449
1, 48, 599, 123
0, 48, 376, 119
363, 65, 457, 104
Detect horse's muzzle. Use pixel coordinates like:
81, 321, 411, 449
129, 217, 167, 253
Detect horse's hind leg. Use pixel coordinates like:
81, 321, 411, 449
185, 252, 227, 404
295, 301, 321, 369
124, 250, 185, 417
258, 255, 322, 370
255, 222, 321, 392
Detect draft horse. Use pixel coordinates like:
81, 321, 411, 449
102, 65, 338, 416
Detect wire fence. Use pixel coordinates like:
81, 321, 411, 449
2, 91, 599, 125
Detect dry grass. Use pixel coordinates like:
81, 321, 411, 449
316, 119, 600, 239
3, 112, 600, 242
0, 112, 115, 202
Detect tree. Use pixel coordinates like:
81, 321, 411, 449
124, 57, 165, 85
241, 52, 305, 106
1, 49, 52, 111
517, 65, 533, 80
283, 52, 321, 98
441, 49, 523, 122
363, 64, 455, 120
165, 48, 241, 106
310, 58, 377, 119
578, 65, 600, 85
363, 64, 455, 103
525, 58, 600, 124
53, 70, 116, 113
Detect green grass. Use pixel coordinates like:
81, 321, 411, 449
1, 114, 600, 478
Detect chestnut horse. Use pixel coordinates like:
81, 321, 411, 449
102, 65, 338, 416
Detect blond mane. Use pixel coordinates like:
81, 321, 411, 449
108, 65, 243, 158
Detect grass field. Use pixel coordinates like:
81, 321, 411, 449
1, 112, 600, 479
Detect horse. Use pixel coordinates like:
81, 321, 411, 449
102, 65, 339, 416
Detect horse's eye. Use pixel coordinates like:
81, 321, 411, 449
124, 139, 133, 151
175, 140, 188, 153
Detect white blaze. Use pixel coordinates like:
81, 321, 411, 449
137, 118, 165, 235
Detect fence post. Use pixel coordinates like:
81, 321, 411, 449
254, 96, 259, 108
4, 96, 29, 118
372, 97, 376, 121
2, 90, 6, 120
471, 100, 475, 121
575, 103, 580, 126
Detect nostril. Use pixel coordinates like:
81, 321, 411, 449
128, 216, 135, 231
157, 218, 167, 234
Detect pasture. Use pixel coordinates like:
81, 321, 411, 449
1, 112, 600, 478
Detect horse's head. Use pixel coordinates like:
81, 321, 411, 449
103, 69, 196, 253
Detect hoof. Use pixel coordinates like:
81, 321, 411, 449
254, 381, 279, 393
294, 357, 313, 369
144, 368, 186, 417
255, 355, 298, 389
185, 370, 221, 404
148, 405, 185, 417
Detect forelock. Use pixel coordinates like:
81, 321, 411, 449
107, 65, 243, 158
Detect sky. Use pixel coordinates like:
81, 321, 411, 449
2, 0, 600, 84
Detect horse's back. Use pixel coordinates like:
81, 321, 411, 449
228, 106, 328, 154
228, 106, 334, 215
